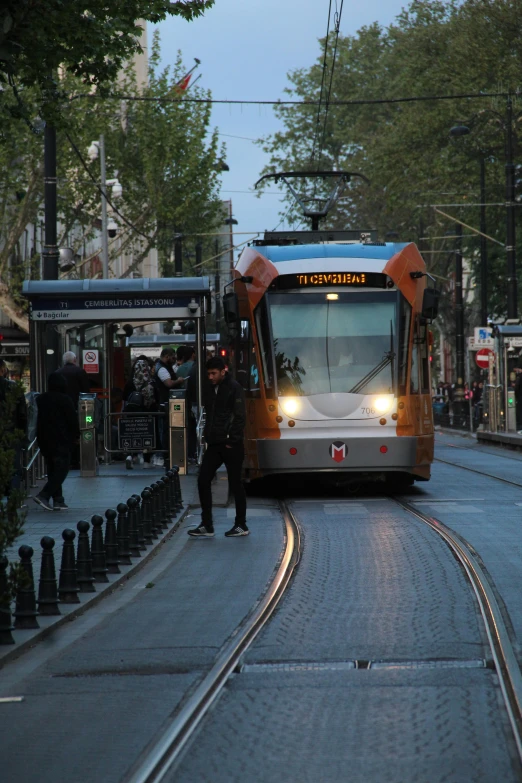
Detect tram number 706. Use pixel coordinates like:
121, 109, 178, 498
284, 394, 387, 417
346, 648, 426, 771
361, 408, 376, 415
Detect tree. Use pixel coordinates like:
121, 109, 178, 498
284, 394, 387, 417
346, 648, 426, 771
0, 1, 214, 108
0, 32, 226, 331
260, 0, 522, 325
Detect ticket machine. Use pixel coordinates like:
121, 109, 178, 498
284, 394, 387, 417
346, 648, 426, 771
79, 392, 98, 477
169, 389, 187, 475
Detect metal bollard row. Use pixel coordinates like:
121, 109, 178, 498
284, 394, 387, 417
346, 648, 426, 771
2, 466, 185, 645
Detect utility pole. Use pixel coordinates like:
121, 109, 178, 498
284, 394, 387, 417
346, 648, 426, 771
174, 237, 183, 276
43, 124, 59, 280
454, 223, 466, 423
506, 96, 518, 320
98, 135, 109, 279
214, 238, 221, 330
479, 157, 488, 326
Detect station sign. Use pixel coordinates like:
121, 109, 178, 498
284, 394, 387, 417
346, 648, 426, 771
29, 295, 199, 322
118, 416, 156, 451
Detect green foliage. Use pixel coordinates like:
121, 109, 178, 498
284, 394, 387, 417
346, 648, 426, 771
0, 1, 214, 103
0, 32, 224, 324
0, 380, 27, 607
260, 0, 522, 327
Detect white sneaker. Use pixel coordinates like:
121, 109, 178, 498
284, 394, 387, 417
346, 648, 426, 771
137, 453, 144, 466
156, 455, 164, 467
126, 456, 133, 470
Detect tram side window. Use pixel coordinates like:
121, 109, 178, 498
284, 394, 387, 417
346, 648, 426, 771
399, 296, 412, 395
418, 322, 430, 394
236, 320, 250, 391
255, 299, 276, 399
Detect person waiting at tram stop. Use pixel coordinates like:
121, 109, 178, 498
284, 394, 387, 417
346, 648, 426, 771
153, 347, 185, 468
188, 356, 249, 538
175, 345, 195, 383
58, 351, 91, 410
34, 371, 80, 511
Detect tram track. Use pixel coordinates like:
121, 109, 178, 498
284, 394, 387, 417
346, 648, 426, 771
123, 501, 301, 783
126, 488, 522, 780
435, 455, 522, 489
393, 497, 522, 764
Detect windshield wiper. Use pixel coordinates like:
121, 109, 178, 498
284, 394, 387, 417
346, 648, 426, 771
349, 353, 395, 395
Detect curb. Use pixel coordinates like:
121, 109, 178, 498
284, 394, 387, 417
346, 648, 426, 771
0, 505, 191, 670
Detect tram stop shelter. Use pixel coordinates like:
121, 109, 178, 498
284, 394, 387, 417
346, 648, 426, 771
22, 277, 210, 470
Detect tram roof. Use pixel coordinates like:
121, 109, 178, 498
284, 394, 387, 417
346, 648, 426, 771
22, 277, 210, 298
259, 242, 408, 263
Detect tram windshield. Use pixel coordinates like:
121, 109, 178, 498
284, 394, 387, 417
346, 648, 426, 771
267, 291, 397, 396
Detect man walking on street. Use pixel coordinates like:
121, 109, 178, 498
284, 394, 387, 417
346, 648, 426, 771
189, 356, 249, 538
34, 372, 80, 511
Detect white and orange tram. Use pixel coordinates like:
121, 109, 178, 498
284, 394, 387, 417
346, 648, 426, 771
223, 233, 437, 488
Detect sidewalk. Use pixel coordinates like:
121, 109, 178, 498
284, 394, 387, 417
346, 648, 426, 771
1, 462, 229, 666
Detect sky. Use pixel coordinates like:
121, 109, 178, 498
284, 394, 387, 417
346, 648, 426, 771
153, 0, 409, 255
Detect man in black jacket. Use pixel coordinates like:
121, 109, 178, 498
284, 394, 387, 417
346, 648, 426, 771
34, 372, 80, 511
189, 356, 248, 538
59, 351, 91, 410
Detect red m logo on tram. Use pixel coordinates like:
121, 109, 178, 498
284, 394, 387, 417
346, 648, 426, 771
329, 441, 347, 463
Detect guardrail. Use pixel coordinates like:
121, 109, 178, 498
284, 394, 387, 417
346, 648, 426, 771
22, 438, 42, 491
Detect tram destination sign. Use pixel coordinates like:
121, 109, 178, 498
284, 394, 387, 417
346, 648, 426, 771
30, 295, 198, 321
118, 416, 156, 451
273, 272, 388, 290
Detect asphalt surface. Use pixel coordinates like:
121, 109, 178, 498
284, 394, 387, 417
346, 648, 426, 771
2, 434, 522, 782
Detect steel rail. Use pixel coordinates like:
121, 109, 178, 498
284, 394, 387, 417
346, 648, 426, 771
394, 497, 522, 763
435, 456, 522, 488
123, 501, 300, 783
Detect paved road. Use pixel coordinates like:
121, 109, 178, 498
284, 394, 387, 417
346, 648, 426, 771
2, 435, 522, 782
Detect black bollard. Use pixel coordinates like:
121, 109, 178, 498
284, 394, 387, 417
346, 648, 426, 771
0, 556, 15, 644
104, 509, 120, 574
154, 481, 168, 530
14, 545, 39, 629
161, 476, 173, 521
132, 494, 146, 550
116, 502, 132, 565
149, 484, 162, 537
76, 521, 96, 592
172, 466, 183, 511
126, 497, 141, 558
91, 515, 109, 583
141, 489, 155, 543
58, 529, 81, 604
166, 471, 176, 517
38, 536, 61, 616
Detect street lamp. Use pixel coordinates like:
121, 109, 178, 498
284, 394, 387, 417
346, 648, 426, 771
88, 136, 123, 278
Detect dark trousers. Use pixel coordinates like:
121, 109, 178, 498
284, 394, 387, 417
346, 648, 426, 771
41, 452, 70, 503
198, 443, 247, 528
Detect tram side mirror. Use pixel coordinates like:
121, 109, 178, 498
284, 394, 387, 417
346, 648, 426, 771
421, 288, 440, 321
223, 291, 240, 325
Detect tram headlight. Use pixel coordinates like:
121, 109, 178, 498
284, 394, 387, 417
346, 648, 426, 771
280, 397, 300, 417
374, 396, 392, 413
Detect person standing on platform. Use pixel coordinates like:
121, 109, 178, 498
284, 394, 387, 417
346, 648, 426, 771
58, 351, 91, 410
153, 347, 185, 468
188, 356, 249, 538
34, 372, 80, 511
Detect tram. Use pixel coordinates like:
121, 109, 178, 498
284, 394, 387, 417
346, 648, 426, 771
223, 231, 438, 487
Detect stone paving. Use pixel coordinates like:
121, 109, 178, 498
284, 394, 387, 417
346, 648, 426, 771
0, 462, 229, 664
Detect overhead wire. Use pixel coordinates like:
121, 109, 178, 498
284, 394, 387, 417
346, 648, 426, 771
318, 0, 344, 163
310, 0, 333, 165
